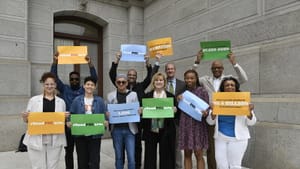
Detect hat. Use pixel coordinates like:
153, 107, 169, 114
116, 74, 127, 80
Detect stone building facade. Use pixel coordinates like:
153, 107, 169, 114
0, 0, 299, 168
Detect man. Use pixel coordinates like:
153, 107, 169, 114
193, 50, 248, 169
51, 53, 98, 169
109, 52, 159, 169
107, 74, 139, 169
165, 62, 186, 169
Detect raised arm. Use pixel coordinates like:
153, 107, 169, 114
50, 52, 65, 93
151, 53, 161, 77
140, 55, 152, 90
86, 56, 98, 83
109, 52, 121, 87
228, 52, 248, 84
192, 49, 203, 70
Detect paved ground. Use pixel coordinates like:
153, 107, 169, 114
0, 138, 207, 169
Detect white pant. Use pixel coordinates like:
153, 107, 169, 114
28, 145, 63, 169
215, 136, 248, 169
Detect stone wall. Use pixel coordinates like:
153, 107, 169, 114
0, 0, 146, 151
0, 0, 30, 151
0, 0, 299, 168
144, 0, 300, 168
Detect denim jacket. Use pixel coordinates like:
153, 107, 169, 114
50, 64, 98, 111
70, 95, 107, 138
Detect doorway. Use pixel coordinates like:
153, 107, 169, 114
54, 16, 103, 96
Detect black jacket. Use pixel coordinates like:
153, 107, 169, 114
109, 62, 159, 104
141, 90, 177, 140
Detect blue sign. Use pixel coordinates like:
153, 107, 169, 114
108, 102, 140, 124
120, 44, 146, 62
178, 91, 209, 121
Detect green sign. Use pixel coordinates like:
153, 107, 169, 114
71, 114, 105, 135
142, 98, 174, 118
200, 40, 231, 60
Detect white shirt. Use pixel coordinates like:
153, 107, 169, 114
167, 78, 176, 93
84, 97, 93, 114
213, 77, 222, 91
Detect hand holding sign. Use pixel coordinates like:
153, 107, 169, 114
22, 111, 29, 123
227, 51, 237, 65
194, 50, 203, 64
114, 52, 121, 64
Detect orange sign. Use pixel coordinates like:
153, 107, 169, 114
28, 112, 65, 135
57, 46, 88, 64
212, 92, 250, 116
147, 37, 173, 58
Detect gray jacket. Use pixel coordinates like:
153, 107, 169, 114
107, 90, 139, 134
199, 63, 248, 102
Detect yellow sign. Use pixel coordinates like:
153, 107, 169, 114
212, 92, 250, 116
57, 46, 88, 64
28, 112, 65, 135
147, 37, 173, 58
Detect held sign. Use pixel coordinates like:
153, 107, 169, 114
212, 92, 250, 116
147, 37, 173, 58
28, 112, 65, 135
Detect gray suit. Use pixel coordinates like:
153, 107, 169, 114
199, 63, 248, 102
174, 79, 186, 96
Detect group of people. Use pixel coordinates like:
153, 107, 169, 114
21, 49, 256, 169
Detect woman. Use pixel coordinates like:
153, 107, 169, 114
107, 74, 139, 169
22, 72, 67, 169
142, 72, 177, 169
206, 76, 257, 169
69, 76, 107, 169
178, 69, 209, 169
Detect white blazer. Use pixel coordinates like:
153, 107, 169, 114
23, 95, 67, 150
206, 110, 257, 140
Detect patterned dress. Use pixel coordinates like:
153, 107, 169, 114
179, 86, 209, 150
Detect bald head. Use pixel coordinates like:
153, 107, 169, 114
211, 60, 224, 78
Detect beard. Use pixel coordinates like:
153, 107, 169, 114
70, 84, 80, 90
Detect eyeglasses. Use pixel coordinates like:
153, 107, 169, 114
70, 78, 79, 81
116, 81, 127, 85
44, 83, 55, 86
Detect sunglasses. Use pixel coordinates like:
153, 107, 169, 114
116, 81, 127, 85
70, 78, 80, 81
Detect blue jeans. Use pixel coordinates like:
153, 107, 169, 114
112, 127, 135, 169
